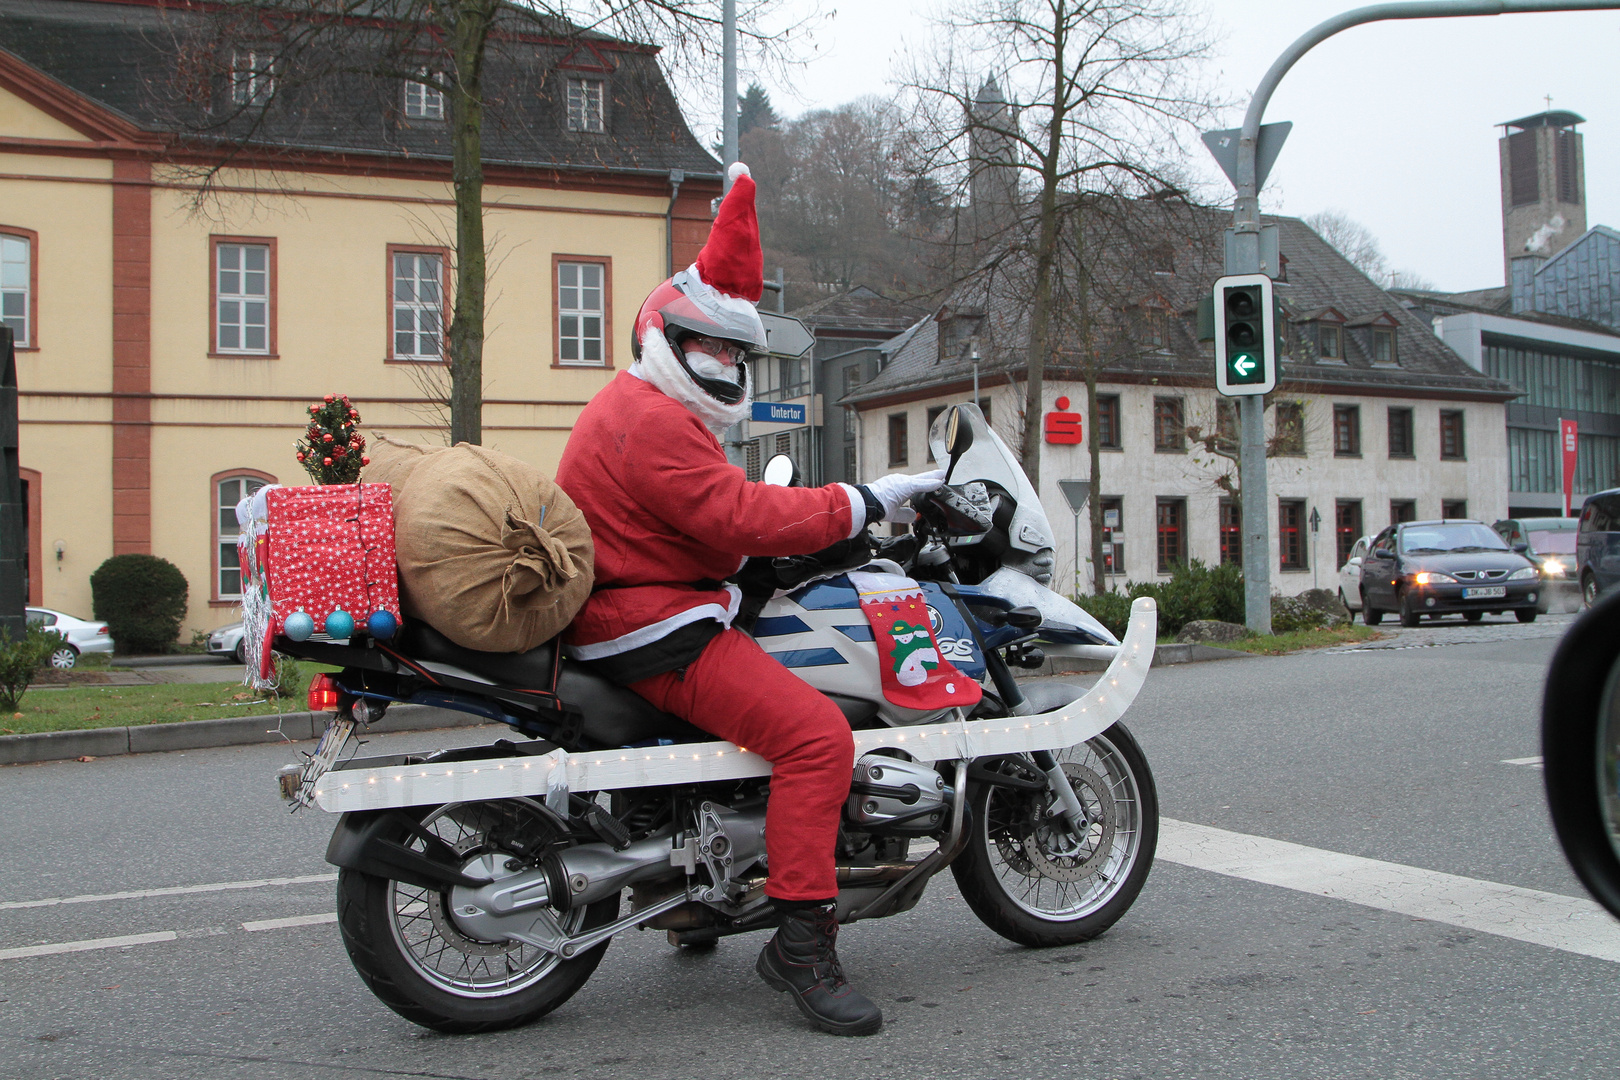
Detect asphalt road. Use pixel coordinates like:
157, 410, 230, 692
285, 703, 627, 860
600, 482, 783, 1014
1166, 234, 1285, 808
3, 612, 1613, 1080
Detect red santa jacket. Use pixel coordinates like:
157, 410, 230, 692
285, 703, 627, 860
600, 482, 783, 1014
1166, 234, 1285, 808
556, 370, 861, 679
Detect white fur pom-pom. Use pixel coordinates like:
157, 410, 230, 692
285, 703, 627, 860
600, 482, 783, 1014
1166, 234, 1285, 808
727, 161, 751, 182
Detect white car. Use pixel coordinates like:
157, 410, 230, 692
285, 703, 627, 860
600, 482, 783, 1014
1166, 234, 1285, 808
1338, 535, 1373, 612
207, 621, 247, 663
26, 607, 115, 669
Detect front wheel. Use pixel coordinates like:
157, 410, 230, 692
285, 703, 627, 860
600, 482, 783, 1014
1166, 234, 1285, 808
1584, 573, 1601, 609
952, 723, 1158, 948
336, 799, 619, 1034
1362, 602, 1383, 626
1517, 608, 1539, 624
1399, 592, 1422, 628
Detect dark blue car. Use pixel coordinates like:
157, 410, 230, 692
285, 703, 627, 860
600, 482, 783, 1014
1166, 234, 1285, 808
1359, 520, 1541, 627
1577, 488, 1620, 607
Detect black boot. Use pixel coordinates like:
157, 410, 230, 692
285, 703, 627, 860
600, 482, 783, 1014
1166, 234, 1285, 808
756, 905, 883, 1036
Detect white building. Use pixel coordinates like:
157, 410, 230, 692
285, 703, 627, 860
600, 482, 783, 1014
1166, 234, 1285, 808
840, 207, 1517, 599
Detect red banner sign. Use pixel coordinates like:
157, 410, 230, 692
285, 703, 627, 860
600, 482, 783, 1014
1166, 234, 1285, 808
1044, 396, 1082, 444
1561, 419, 1579, 517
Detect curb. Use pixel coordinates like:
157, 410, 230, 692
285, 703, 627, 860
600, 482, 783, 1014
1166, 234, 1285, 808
115, 655, 236, 668
1036, 641, 1253, 676
0, 705, 495, 767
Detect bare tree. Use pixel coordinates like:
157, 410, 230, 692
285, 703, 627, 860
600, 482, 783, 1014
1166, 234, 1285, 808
148, 0, 799, 445
899, 0, 1218, 491
1304, 209, 1435, 292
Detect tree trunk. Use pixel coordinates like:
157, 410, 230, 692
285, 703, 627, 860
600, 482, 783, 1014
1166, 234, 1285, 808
1086, 366, 1106, 594
447, 0, 493, 447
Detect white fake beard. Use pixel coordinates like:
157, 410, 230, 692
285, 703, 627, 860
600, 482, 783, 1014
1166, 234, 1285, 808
631, 328, 752, 435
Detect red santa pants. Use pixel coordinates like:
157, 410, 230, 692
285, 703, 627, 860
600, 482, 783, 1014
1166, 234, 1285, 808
628, 628, 854, 901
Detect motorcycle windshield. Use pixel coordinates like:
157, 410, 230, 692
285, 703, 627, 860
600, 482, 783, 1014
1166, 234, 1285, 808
928, 403, 1055, 554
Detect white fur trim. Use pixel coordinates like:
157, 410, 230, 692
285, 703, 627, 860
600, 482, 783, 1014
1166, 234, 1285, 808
727, 161, 751, 182
841, 483, 867, 539
564, 586, 743, 660
636, 326, 752, 435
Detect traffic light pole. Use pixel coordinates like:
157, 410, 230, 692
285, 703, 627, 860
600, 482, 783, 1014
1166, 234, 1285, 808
1222, 0, 1620, 635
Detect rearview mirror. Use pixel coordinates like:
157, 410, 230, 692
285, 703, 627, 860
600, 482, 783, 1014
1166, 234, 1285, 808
1514, 541, 1530, 554
1543, 591, 1620, 919
761, 454, 797, 487
944, 405, 974, 482
1373, 547, 1393, 559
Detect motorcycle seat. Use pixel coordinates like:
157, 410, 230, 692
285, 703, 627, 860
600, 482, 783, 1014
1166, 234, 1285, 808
398, 624, 709, 749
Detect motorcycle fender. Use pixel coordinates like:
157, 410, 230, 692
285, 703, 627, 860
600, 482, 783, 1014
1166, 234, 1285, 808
325, 810, 492, 892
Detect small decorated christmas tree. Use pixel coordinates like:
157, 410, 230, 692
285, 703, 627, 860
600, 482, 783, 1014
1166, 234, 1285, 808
296, 394, 370, 485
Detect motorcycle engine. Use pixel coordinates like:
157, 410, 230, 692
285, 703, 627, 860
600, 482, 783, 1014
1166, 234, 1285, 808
845, 754, 948, 836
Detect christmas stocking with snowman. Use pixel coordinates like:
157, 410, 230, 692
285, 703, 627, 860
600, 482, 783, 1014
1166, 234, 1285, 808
848, 571, 982, 712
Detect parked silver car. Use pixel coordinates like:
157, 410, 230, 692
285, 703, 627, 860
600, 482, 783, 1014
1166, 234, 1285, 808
207, 621, 248, 663
25, 607, 115, 669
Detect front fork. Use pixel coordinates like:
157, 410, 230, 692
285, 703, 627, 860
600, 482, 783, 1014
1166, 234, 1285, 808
943, 584, 1093, 833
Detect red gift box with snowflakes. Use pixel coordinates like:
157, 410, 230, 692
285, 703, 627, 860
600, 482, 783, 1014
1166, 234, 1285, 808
264, 484, 401, 636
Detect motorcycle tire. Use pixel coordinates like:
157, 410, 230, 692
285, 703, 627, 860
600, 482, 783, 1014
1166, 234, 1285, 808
336, 799, 620, 1034
951, 722, 1158, 948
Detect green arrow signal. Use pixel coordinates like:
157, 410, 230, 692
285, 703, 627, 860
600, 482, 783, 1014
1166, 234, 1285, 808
1227, 351, 1263, 383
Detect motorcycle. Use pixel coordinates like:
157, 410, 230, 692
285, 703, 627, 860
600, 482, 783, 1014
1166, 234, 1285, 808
272, 402, 1160, 1033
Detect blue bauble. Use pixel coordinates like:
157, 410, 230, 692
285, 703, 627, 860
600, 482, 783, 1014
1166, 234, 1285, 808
367, 610, 398, 640
284, 611, 315, 642
324, 609, 355, 640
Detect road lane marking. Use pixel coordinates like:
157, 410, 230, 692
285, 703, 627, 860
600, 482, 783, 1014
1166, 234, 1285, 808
1159, 818, 1620, 963
0, 931, 177, 961
242, 913, 337, 932
1502, 756, 1545, 769
0, 873, 337, 911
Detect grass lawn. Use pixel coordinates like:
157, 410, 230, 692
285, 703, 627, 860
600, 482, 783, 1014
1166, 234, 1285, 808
1218, 624, 1381, 655
0, 684, 304, 736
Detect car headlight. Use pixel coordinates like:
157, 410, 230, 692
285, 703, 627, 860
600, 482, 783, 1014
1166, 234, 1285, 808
1508, 566, 1539, 580
1540, 558, 1567, 577
1413, 572, 1457, 585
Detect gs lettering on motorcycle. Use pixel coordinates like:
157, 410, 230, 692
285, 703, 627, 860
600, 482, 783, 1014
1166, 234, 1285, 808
927, 603, 976, 663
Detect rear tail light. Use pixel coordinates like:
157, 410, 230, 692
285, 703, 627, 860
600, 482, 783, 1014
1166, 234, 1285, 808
96, 626, 109, 636
308, 673, 341, 712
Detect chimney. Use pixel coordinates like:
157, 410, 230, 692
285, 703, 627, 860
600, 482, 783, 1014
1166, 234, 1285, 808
1499, 109, 1586, 291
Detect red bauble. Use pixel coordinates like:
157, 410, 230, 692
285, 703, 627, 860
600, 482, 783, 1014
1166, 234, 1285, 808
324, 394, 335, 403
361, 456, 371, 466
322, 457, 333, 466
322, 433, 334, 443
296, 452, 306, 462
349, 410, 359, 419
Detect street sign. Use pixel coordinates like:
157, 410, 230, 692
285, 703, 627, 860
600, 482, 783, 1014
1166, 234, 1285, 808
1213, 274, 1277, 397
758, 312, 814, 358
751, 401, 806, 424
1057, 480, 1091, 513
1201, 123, 1292, 192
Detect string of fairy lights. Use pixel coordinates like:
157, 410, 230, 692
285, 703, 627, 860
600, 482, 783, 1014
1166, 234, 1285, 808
313, 598, 1157, 815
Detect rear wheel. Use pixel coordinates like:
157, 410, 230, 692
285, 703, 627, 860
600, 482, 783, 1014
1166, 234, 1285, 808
952, 723, 1157, 948
48, 644, 78, 670
1517, 608, 1539, 624
336, 799, 619, 1034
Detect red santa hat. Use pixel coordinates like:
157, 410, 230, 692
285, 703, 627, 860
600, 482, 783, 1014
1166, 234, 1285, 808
693, 163, 763, 302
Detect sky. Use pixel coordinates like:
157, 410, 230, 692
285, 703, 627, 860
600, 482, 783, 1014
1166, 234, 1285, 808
687, 0, 1618, 294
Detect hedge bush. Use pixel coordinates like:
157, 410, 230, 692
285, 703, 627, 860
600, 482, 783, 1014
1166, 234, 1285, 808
0, 626, 67, 710
1073, 560, 1245, 640
90, 554, 190, 653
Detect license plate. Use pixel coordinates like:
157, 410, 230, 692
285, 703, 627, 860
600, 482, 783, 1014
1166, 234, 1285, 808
278, 716, 354, 808
1462, 586, 1507, 599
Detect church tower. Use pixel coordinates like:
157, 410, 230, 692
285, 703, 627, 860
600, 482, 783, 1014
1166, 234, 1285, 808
1500, 109, 1586, 292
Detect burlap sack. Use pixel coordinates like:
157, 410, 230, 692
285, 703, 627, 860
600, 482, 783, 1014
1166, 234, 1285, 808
364, 432, 447, 493
390, 442, 594, 653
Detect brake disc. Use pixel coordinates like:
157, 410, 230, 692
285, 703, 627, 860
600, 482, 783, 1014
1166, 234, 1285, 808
1019, 762, 1116, 883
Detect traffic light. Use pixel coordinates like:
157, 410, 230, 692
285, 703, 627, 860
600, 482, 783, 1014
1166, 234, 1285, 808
1213, 273, 1276, 396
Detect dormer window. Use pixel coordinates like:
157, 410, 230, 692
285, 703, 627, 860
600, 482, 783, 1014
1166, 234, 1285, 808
1346, 311, 1401, 366
404, 72, 444, 120
936, 309, 983, 364
230, 50, 275, 107
1319, 324, 1342, 359
1372, 327, 1396, 364
1296, 307, 1346, 363
567, 78, 605, 132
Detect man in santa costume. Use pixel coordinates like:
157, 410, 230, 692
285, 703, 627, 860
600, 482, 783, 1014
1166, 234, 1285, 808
556, 163, 941, 1036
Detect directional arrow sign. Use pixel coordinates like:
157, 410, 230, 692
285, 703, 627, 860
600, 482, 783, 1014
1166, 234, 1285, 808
1213, 273, 1276, 397
758, 312, 815, 358
1231, 355, 1256, 377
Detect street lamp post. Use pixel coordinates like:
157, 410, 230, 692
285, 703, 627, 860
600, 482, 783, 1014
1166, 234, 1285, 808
1212, 0, 1620, 635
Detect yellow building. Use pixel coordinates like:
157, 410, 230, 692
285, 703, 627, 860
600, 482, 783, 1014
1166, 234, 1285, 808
0, 0, 720, 635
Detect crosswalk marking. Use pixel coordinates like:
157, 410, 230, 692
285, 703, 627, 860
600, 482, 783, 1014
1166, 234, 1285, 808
1159, 818, 1620, 963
